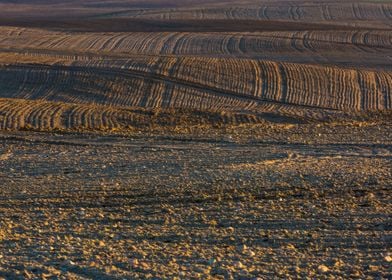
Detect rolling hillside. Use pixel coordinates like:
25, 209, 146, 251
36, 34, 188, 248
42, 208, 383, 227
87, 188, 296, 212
1, 2, 392, 279
0, 0, 391, 132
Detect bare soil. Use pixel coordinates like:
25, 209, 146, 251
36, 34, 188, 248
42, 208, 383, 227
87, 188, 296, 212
0, 123, 391, 279
0, 1, 391, 279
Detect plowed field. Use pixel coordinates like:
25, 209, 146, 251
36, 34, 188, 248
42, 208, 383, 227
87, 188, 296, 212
0, 1, 391, 279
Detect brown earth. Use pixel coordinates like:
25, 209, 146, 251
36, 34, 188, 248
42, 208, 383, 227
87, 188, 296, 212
0, 123, 391, 279
0, 0, 391, 279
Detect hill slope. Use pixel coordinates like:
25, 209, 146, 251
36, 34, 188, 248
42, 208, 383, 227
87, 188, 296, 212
0, 0, 391, 132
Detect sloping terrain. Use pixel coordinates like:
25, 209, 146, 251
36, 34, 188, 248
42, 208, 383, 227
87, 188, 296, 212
0, 1, 391, 279
0, 0, 391, 132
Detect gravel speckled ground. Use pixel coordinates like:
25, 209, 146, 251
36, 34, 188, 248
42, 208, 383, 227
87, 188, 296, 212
0, 123, 391, 279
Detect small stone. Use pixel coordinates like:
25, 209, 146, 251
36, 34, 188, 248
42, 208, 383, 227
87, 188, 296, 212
286, 244, 296, 250
227, 227, 235, 233
238, 244, 247, 252
246, 250, 256, 257
130, 245, 138, 251
234, 261, 244, 269
62, 260, 75, 266
24, 270, 33, 278
351, 270, 361, 277
131, 258, 139, 268
384, 255, 392, 262
334, 260, 344, 267
78, 208, 86, 216
318, 265, 329, 273
368, 265, 378, 272
140, 262, 149, 270
288, 153, 298, 159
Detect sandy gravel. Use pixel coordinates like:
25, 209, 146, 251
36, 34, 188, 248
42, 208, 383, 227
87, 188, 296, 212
0, 123, 391, 279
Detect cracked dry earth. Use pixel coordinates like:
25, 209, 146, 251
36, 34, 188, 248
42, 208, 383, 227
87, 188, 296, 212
0, 123, 391, 279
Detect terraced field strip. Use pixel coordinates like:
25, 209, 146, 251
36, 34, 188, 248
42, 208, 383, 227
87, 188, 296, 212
0, 98, 274, 131
1, 58, 390, 112
1, 28, 391, 61
86, 1, 392, 29
1, 96, 363, 132
0, 63, 342, 110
